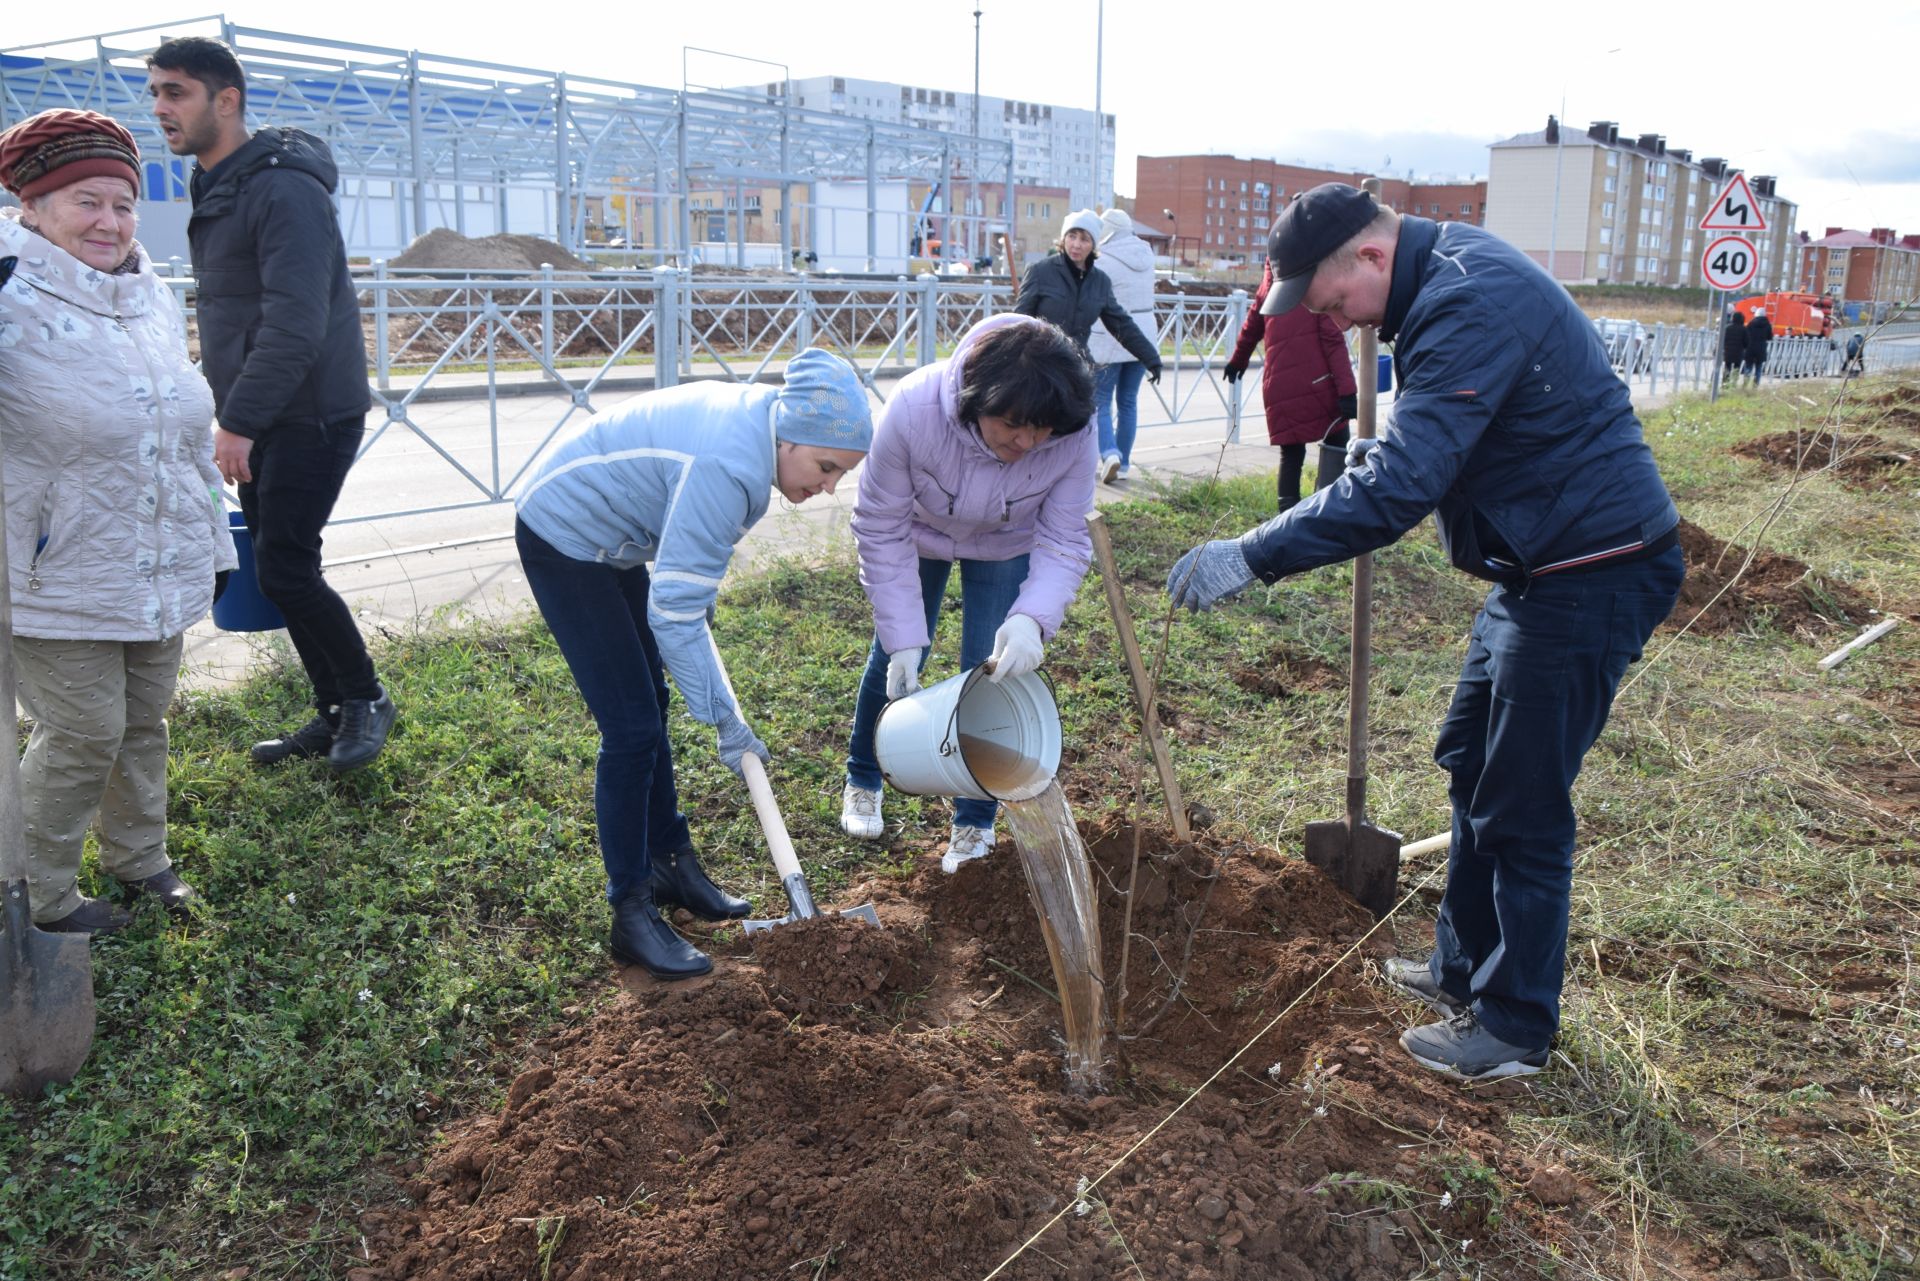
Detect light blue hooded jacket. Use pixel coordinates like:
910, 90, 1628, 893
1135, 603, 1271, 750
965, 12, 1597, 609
515, 381, 780, 727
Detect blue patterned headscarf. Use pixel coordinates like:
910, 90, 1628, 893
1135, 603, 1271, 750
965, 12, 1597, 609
771, 349, 873, 451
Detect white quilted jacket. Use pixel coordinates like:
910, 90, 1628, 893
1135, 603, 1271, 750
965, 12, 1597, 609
0, 208, 235, 640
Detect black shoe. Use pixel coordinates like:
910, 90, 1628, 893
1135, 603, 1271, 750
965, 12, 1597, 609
120, 868, 199, 921
328, 688, 396, 772
40, 896, 134, 936
651, 846, 750, 921
250, 712, 337, 766
610, 888, 713, 980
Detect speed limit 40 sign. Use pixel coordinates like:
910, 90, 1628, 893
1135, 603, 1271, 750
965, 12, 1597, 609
1701, 234, 1759, 291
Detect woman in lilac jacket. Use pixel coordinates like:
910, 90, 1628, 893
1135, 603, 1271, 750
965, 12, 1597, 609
840, 315, 1097, 872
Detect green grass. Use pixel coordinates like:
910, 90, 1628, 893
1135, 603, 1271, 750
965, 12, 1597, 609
4, 376, 1918, 1278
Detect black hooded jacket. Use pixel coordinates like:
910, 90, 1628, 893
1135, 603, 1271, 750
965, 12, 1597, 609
189, 128, 369, 438
1013, 252, 1162, 372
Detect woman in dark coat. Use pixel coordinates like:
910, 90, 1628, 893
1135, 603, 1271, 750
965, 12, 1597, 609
1223, 258, 1358, 511
1721, 310, 1746, 376
1014, 210, 1162, 383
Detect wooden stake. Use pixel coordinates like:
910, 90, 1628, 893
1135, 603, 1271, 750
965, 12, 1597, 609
1086, 510, 1191, 840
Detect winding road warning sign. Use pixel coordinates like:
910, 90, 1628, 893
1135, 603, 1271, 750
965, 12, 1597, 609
1700, 174, 1768, 233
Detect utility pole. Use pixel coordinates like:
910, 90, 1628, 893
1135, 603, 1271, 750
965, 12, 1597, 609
974, 3, 982, 261
1093, 0, 1104, 210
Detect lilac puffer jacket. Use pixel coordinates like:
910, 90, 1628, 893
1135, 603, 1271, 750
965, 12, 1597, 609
851, 314, 1096, 654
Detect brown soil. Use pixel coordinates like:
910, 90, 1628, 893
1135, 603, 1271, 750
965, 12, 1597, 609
1666, 518, 1881, 638
351, 819, 1567, 1281
1230, 645, 1343, 699
391, 229, 596, 273
1732, 430, 1916, 491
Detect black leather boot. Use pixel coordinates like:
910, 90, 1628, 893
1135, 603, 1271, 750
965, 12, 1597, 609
121, 867, 200, 921
40, 896, 133, 936
651, 846, 750, 921
610, 887, 713, 979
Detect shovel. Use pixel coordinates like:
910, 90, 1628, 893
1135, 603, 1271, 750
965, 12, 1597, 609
1302, 311, 1403, 920
738, 754, 880, 935
0, 412, 99, 1095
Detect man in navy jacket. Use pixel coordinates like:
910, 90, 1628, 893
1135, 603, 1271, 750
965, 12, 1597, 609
1166, 184, 1684, 1082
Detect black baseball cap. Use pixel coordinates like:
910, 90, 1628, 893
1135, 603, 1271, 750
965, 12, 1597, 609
1259, 183, 1381, 316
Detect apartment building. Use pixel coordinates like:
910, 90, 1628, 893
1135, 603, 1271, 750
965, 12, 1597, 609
777, 76, 1115, 213
1134, 155, 1486, 264
1799, 228, 1920, 315
1486, 119, 1797, 289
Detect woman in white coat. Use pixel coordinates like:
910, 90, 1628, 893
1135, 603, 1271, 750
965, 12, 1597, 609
0, 109, 236, 936
1087, 208, 1159, 483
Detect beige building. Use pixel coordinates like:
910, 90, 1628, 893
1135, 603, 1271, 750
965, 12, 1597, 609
1487, 119, 1797, 290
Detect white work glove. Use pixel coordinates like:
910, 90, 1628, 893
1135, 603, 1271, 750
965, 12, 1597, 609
1346, 436, 1383, 471
986, 614, 1044, 683
886, 647, 924, 701
1166, 539, 1258, 612
716, 714, 770, 780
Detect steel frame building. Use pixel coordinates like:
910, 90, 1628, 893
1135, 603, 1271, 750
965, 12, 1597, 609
1, 16, 1015, 265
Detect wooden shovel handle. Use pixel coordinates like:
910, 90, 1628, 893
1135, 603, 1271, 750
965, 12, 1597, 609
1345, 177, 1384, 826
739, 753, 804, 885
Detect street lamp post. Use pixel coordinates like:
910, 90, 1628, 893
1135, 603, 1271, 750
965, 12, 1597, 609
1163, 208, 1178, 266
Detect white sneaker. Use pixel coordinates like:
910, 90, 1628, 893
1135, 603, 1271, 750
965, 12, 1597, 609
941, 824, 994, 874
840, 784, 884, 840
1099, 453, 1121, 484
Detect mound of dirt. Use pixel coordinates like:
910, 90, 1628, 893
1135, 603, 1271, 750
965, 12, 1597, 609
1667, 518, 1878, 637
1230, 645, 1343, 700
352, 819, 1546, 1281
390, 228, 596, 273
1732, 430, 1915, 491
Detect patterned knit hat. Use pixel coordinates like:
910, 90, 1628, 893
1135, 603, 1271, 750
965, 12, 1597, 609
772, 349, 873, 452
0, 109, 141, 200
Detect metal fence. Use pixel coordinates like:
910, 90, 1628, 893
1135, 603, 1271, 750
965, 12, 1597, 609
154, 266, 1919, 528
160, 268, 1252, 525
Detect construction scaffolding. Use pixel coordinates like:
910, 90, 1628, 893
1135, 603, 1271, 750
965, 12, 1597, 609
0, 16, 1016, 267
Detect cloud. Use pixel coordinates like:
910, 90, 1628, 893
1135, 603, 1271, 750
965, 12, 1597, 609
1788, 132, 1920, 186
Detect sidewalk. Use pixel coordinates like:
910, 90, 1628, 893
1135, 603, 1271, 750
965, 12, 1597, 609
181, 373, 1688, 692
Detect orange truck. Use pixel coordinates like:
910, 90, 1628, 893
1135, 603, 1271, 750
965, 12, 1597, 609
1734, 291, 1836, 339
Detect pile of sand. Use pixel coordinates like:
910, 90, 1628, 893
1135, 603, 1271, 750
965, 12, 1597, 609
390, 229, 595, 273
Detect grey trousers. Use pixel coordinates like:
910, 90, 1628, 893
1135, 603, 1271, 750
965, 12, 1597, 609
11, 634, 183, 921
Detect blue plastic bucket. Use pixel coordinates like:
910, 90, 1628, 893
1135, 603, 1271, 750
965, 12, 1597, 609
1376, 352, 1393, 393
211, 511, 285, 632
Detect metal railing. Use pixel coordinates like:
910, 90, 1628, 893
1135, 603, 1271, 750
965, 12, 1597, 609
160, 267, 1252, 525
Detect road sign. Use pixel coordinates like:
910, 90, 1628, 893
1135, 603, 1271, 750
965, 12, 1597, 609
1700, 173, 1768, 233
1701, 235, 1759, 291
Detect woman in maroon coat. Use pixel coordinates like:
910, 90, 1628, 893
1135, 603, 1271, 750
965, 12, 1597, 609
1224, 259, 1359, 511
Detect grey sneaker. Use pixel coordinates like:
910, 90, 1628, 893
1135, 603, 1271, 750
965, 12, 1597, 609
1399, 1011, 1549, 1083
1383, 956, 1466, 1016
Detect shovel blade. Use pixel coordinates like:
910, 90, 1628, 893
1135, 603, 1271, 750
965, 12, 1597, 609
1303, 818, 1404, 920
0, 924, 97, 1096
741, 902, 882, 936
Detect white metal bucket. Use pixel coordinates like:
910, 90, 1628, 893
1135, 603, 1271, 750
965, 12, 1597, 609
875, 665, 1061, 802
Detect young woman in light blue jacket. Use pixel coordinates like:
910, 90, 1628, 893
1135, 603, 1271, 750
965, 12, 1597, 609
515, 350, 872, 979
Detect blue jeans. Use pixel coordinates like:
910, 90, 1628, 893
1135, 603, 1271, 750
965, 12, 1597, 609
1428, 546, 1684, 1049
516, 518, 692, 902
1095, 361, 1146, 466
845, 553, 1029, 829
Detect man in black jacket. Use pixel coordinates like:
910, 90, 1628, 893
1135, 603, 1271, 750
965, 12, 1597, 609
1742, 309, 1774, 387
1167, 185, 1682, 1082
147, 36, 395, 771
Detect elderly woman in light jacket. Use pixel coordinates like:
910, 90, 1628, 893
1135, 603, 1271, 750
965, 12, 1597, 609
0, 109, 235, 936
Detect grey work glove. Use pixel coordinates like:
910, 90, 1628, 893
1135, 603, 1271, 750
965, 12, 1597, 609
716, 714, 770, 779
1166, 539, 1258, 612
886, 647, 924, 701
1346, 436, 1382, 471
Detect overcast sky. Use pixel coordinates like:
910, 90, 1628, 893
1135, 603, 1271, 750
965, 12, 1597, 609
11, 0, 1918, 236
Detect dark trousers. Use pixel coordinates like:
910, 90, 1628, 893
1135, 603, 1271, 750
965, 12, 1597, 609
238, 416, 379, 710
1276, 423, 1350, 512
516, 518, 691, 901
1428, 546, 1684, 1048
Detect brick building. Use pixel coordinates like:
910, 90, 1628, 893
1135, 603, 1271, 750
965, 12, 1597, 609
1133, 155, 1485, 265
1799, 227, 1920, 315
